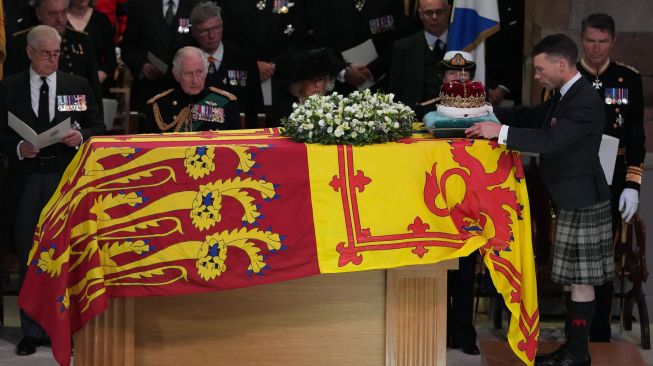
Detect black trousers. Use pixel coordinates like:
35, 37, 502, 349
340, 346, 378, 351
447, 251, 479, 346
14, 169, 60, 340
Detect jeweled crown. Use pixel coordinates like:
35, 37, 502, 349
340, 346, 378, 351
439, 80, 486, 108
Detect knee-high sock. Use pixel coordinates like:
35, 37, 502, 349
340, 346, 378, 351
567, 300, 595, 357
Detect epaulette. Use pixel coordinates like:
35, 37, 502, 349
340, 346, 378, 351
615, 61, 640, 75
66, 26, 89, 36
209, 86, 237, 101
419, 96, 440, 107
147, 88, 175, 105
12, 27, 34, 37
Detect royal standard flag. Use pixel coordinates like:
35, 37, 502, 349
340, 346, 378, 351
19, 129, 538, 366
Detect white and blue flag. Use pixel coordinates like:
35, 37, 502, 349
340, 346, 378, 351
448, 0, 500, 83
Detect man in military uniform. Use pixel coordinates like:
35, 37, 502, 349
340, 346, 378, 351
578, 12, 645, 343
120, 0, 198, 125
190, 1, 262, 129
146, 46, 240, 133
217, 0, 308, 83
307, 0, 415, 94
4, 0, 102, 105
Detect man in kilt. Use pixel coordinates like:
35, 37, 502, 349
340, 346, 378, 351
465, 34, 612, 366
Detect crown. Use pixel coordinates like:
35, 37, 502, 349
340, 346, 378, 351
439, 80, 486, 108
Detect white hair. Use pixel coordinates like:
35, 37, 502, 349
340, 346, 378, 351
26, 25, 62, 49
171, 46, 209, 78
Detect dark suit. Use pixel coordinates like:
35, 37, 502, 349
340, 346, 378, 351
120, 0, 197, 115
0, 70, 105, 338
388, 31, 445, 118
495, 75, 610, 209
5, 27, 103, 107
204, 41, 262, 129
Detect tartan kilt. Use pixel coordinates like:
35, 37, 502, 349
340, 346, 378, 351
551, 200, 614, 285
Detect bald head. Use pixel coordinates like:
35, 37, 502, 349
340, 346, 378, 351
418, 0, 450, 37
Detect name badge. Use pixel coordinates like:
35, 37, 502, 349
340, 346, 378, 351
369, 15, 395, 35
191, 104, 224, 123
57, 95, 87, 112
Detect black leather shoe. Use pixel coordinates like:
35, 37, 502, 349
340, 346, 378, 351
461, 343, 480, 355
535, 348, 590, 366
535, 343, 566, 364
15, 337, 37, 356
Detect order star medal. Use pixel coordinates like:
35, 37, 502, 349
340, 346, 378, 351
592, 76, 602, 90
256, 0, 266, 10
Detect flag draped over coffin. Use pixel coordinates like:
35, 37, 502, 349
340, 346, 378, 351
19, 129, 539, 366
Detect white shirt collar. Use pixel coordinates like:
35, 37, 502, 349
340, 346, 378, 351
560, 71, 582, 98
29, 67, 56, 84
424, 29, 447, 49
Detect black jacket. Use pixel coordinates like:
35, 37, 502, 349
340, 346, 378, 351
0, 70, 106, 218
496, 75, 610, 209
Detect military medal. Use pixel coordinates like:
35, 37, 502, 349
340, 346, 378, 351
256, 0, 266, 11
272, 0, 294, 13
57, 95, 87, 112
354, 0, 365, 11
616, 113, 624, 127
592, 75, 602, 90
178, 18, 191, 33
284, 24, 295, 36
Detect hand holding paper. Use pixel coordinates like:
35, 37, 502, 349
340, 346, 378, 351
8, 112, 72, 149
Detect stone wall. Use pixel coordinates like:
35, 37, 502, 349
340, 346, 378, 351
524, 0, 653, 150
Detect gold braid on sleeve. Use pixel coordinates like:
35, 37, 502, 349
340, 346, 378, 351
626, 164, 644, 185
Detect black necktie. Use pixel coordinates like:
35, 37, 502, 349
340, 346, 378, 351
38, 76, 50, 131
432, 39, 444, 59
545, 91, 561, 127
165, 0, 175, 27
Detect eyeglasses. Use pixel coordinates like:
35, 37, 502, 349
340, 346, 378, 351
31, 47, 61, 60
195, 25, 223, 36
420, 8, 448, 19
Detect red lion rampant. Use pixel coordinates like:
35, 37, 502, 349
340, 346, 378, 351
424, 140, 524, 251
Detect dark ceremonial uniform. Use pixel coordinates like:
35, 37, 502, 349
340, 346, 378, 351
120, 0, 198, 116
218, 0, 308, 63
1, 0, 37, 41
579, 59, 645, 342
579, 59, 645, 194
204, 41, 263, 129
307, 0, 413, 93
146, 86, 240, 132
5, 26, 103, 106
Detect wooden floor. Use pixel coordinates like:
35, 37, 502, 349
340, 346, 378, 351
481, 340, 646, 366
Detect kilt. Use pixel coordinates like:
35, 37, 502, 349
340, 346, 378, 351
551, 200, 614, 285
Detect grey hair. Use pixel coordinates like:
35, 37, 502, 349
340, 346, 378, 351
190, 1, 222, 26
27, 25, 62, 48
172, 46, 209, 77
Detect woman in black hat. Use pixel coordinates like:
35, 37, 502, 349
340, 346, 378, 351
269, 47, 347, 125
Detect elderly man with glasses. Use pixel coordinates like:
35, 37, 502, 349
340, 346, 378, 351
0, 24, 105, 356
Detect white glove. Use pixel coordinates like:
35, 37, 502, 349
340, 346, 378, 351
618, 188, 639, 222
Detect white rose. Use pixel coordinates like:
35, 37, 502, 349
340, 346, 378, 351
318, 119, 326, 127
327, 126, 334, 134
334, 126, 345, 137
393, 122, 400, 129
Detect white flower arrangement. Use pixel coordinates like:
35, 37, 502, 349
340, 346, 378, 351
281, 89, 415, 145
